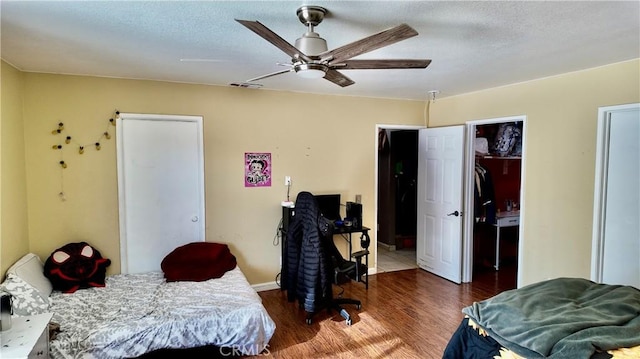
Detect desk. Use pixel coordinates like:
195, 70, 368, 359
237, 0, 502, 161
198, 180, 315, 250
333, 226, 370, 289
280, 205, 370, 290
492, 211, 520, 270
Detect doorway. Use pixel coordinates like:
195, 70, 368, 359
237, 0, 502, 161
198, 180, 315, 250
375, 117, 525, 288
463, 118, 525, 288
376, 126, 421, 273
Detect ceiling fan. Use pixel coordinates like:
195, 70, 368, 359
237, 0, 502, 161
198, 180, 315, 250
235, 5, 431, 87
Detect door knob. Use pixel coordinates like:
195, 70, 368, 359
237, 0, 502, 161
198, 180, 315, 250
191, 216, 199, 222
447, 211, 460, 217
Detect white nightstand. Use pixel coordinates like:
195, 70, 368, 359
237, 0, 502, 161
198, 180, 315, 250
0, 313, 53, 359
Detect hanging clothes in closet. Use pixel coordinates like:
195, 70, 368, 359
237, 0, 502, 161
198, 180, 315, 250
474, 162, 496, 224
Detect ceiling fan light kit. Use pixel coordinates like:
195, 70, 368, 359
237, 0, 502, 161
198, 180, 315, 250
294, 63, 327, 79
235, 5, 431, 87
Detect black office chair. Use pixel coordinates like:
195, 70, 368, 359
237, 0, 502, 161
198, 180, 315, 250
331, 231, 370, 287
283, 191, 363, 326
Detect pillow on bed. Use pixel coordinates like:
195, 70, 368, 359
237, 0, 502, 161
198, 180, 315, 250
44, 242, 111, 293
5, 253, 52, 300
0, 273, 50, 316
161, 242, 237, 282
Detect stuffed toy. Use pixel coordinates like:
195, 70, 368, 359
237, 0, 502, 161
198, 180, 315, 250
44, 242, 111, 293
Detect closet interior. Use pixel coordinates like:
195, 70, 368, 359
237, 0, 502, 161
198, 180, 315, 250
472, 122, 522, 280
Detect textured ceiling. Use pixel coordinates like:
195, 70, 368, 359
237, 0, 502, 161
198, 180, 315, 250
1, 1, 639, 101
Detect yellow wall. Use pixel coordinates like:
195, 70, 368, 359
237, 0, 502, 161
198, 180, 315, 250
1, 61, 29, 274
429, 59, 640, 285
20, 71, 424, 283
3, 59, 638, 286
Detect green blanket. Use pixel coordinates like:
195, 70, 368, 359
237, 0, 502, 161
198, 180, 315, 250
462, 278, 640, 358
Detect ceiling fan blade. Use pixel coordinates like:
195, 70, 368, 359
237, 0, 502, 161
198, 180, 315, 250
323, 69, 355, 87
338, 59, 431, 70
246, 69, 292, 82
235, 19, 311, 62
323, 24, 418, 65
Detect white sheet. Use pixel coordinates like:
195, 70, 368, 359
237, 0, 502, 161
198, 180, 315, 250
48, 267, 275, 358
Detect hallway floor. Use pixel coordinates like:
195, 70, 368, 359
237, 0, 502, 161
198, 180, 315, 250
376, 245, 418, 272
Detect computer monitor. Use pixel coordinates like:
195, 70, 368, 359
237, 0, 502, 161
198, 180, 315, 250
315, 194, 341, 221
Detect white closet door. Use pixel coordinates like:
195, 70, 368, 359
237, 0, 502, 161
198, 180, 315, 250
117, 114, 205, 274
593, 104, 640, 289
602, 109, 639, 287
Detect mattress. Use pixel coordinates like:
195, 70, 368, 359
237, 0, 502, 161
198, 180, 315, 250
445, 317, 640, 359
444, 278, 640, 359
48, 267, 275, 359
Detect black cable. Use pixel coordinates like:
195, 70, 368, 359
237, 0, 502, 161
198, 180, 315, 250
273, 217, 283, 246
275, 217, 284, 287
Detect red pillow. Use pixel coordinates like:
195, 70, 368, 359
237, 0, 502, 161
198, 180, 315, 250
44, 242, 111, 293
161, 242, 237, 282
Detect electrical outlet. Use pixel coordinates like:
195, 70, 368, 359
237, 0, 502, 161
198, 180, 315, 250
355, 194, 362, 204
285, 176, 291, 186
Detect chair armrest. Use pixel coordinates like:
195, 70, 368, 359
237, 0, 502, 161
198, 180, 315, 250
351, 250, 369, 259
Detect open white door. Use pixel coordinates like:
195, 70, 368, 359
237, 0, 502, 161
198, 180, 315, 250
417, 126, 465, 283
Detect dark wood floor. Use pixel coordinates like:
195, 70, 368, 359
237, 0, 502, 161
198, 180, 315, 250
252, 265, 517, 358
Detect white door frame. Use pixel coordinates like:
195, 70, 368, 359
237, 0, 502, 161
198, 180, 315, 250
374, 124, 425, 274
462, 115, 527, 286
591, 103, 640, 283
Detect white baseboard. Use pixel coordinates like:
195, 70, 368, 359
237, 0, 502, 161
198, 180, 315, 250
252, 268, 377, 292
252, 281, 280, 292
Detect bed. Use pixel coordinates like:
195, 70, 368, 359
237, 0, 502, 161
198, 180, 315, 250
1, 243, 276, 359
443, 277, 640, 359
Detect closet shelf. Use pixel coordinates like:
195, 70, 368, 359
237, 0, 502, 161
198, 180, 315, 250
477, 155, 521, 160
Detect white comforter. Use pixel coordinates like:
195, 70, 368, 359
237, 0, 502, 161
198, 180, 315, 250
49, 267, 275, 358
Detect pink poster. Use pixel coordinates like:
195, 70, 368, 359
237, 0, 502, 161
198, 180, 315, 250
245, 152, 271, 187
